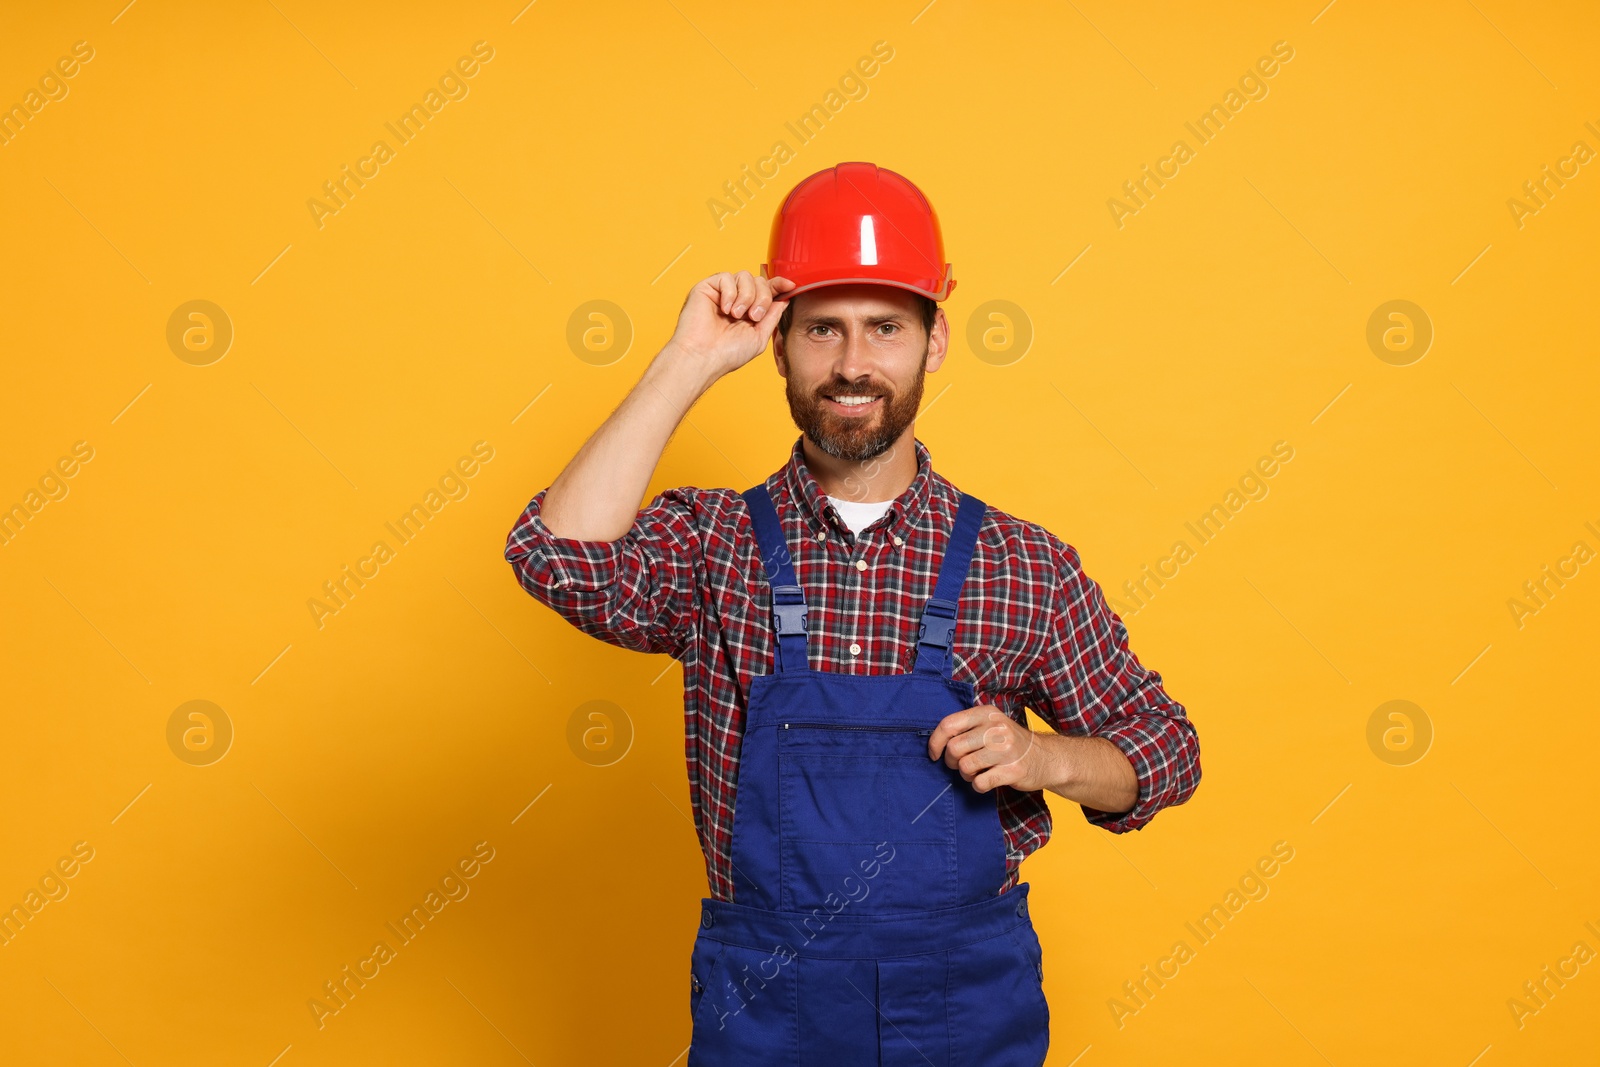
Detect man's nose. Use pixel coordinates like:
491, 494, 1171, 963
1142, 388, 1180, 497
835, 327, 874, 381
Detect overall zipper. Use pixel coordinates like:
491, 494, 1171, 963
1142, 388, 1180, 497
782, 722, 933, 737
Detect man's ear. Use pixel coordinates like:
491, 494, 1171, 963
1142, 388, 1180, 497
924, 306, 950, 372
773, 329, 788, 377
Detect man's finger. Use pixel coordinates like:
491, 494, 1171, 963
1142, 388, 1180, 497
731, 271, 757, 318
755, 276, 798, 322
971, 761, 1023, 794
927, 707, 992, 760
946, 722, 1010, 773
955, 737, 1014, 779
749, 276, 775, 321
939, 723, 990, 767
938, 711, 1034, 778
755, 296, 791, 346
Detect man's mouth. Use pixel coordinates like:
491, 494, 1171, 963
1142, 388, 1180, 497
824, 394, 882, 415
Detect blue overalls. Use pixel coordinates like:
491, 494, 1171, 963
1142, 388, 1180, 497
686, 483, 1050, 1066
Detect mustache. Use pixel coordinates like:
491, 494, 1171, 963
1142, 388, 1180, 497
815, 383, 891, 397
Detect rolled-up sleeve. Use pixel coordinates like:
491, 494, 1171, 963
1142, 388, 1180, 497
504, 486, 702, 660
1025, 538, 1200, 833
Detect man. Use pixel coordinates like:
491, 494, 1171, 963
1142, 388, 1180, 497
505, 162, 1200, 1065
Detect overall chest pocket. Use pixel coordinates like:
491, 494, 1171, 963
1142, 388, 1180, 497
777, 723, 959, 913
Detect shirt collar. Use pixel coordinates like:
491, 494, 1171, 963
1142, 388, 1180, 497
776, 434, 935, 544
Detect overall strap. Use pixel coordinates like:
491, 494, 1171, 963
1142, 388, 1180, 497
740, 484, 809, 673
913, 493, 987, 678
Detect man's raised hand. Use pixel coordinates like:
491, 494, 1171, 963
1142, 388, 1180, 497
665, 270, 796, 380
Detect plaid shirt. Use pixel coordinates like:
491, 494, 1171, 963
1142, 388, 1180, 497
505, 434, 1200, 901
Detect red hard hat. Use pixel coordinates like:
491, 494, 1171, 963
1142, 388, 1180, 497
762, 162, 956, 302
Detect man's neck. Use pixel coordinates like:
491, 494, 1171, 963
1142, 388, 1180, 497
801, 427, 918, 503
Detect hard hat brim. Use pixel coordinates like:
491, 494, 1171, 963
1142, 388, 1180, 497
761, 265, 955, 303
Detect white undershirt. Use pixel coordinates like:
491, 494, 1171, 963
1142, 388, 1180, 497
826, 495, 894, 535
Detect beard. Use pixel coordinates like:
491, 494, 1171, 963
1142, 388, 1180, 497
786, 357, 926, 463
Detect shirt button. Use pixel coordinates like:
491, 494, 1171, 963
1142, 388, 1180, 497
854, 559, 867, 572
893, 535, 904, 546
817, 532, 827, 541
849, 642, 862, 656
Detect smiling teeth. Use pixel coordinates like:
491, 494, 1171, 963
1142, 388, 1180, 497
830, 396, 878, 406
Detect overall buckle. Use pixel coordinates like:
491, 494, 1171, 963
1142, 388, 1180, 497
917, 598, 958, 649
771, 585, 809, 635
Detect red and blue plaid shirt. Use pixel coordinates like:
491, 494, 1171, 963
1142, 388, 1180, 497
505, 434, 1200, 900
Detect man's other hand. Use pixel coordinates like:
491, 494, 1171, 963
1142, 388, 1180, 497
927, 705, 1049, 794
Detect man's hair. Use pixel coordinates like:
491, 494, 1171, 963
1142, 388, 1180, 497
777, 293, 938, 343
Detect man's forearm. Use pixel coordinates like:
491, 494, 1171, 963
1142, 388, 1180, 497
1032, 732, 1139, 814
537, 270, 794, 540
539, 346, 714, 541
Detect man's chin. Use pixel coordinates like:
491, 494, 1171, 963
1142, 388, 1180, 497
812, 424, 894, 462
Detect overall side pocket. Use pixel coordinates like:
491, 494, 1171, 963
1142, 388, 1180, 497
1007, 920, 1050, 1033
689, 932, 726, 1028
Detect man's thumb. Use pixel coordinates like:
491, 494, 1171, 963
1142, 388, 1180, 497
757, 299, 790, 345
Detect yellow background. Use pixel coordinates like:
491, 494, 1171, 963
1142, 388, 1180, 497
2, 1, 1597, 1063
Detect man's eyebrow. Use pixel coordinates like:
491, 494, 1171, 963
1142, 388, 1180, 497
798, 312, 911, 327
